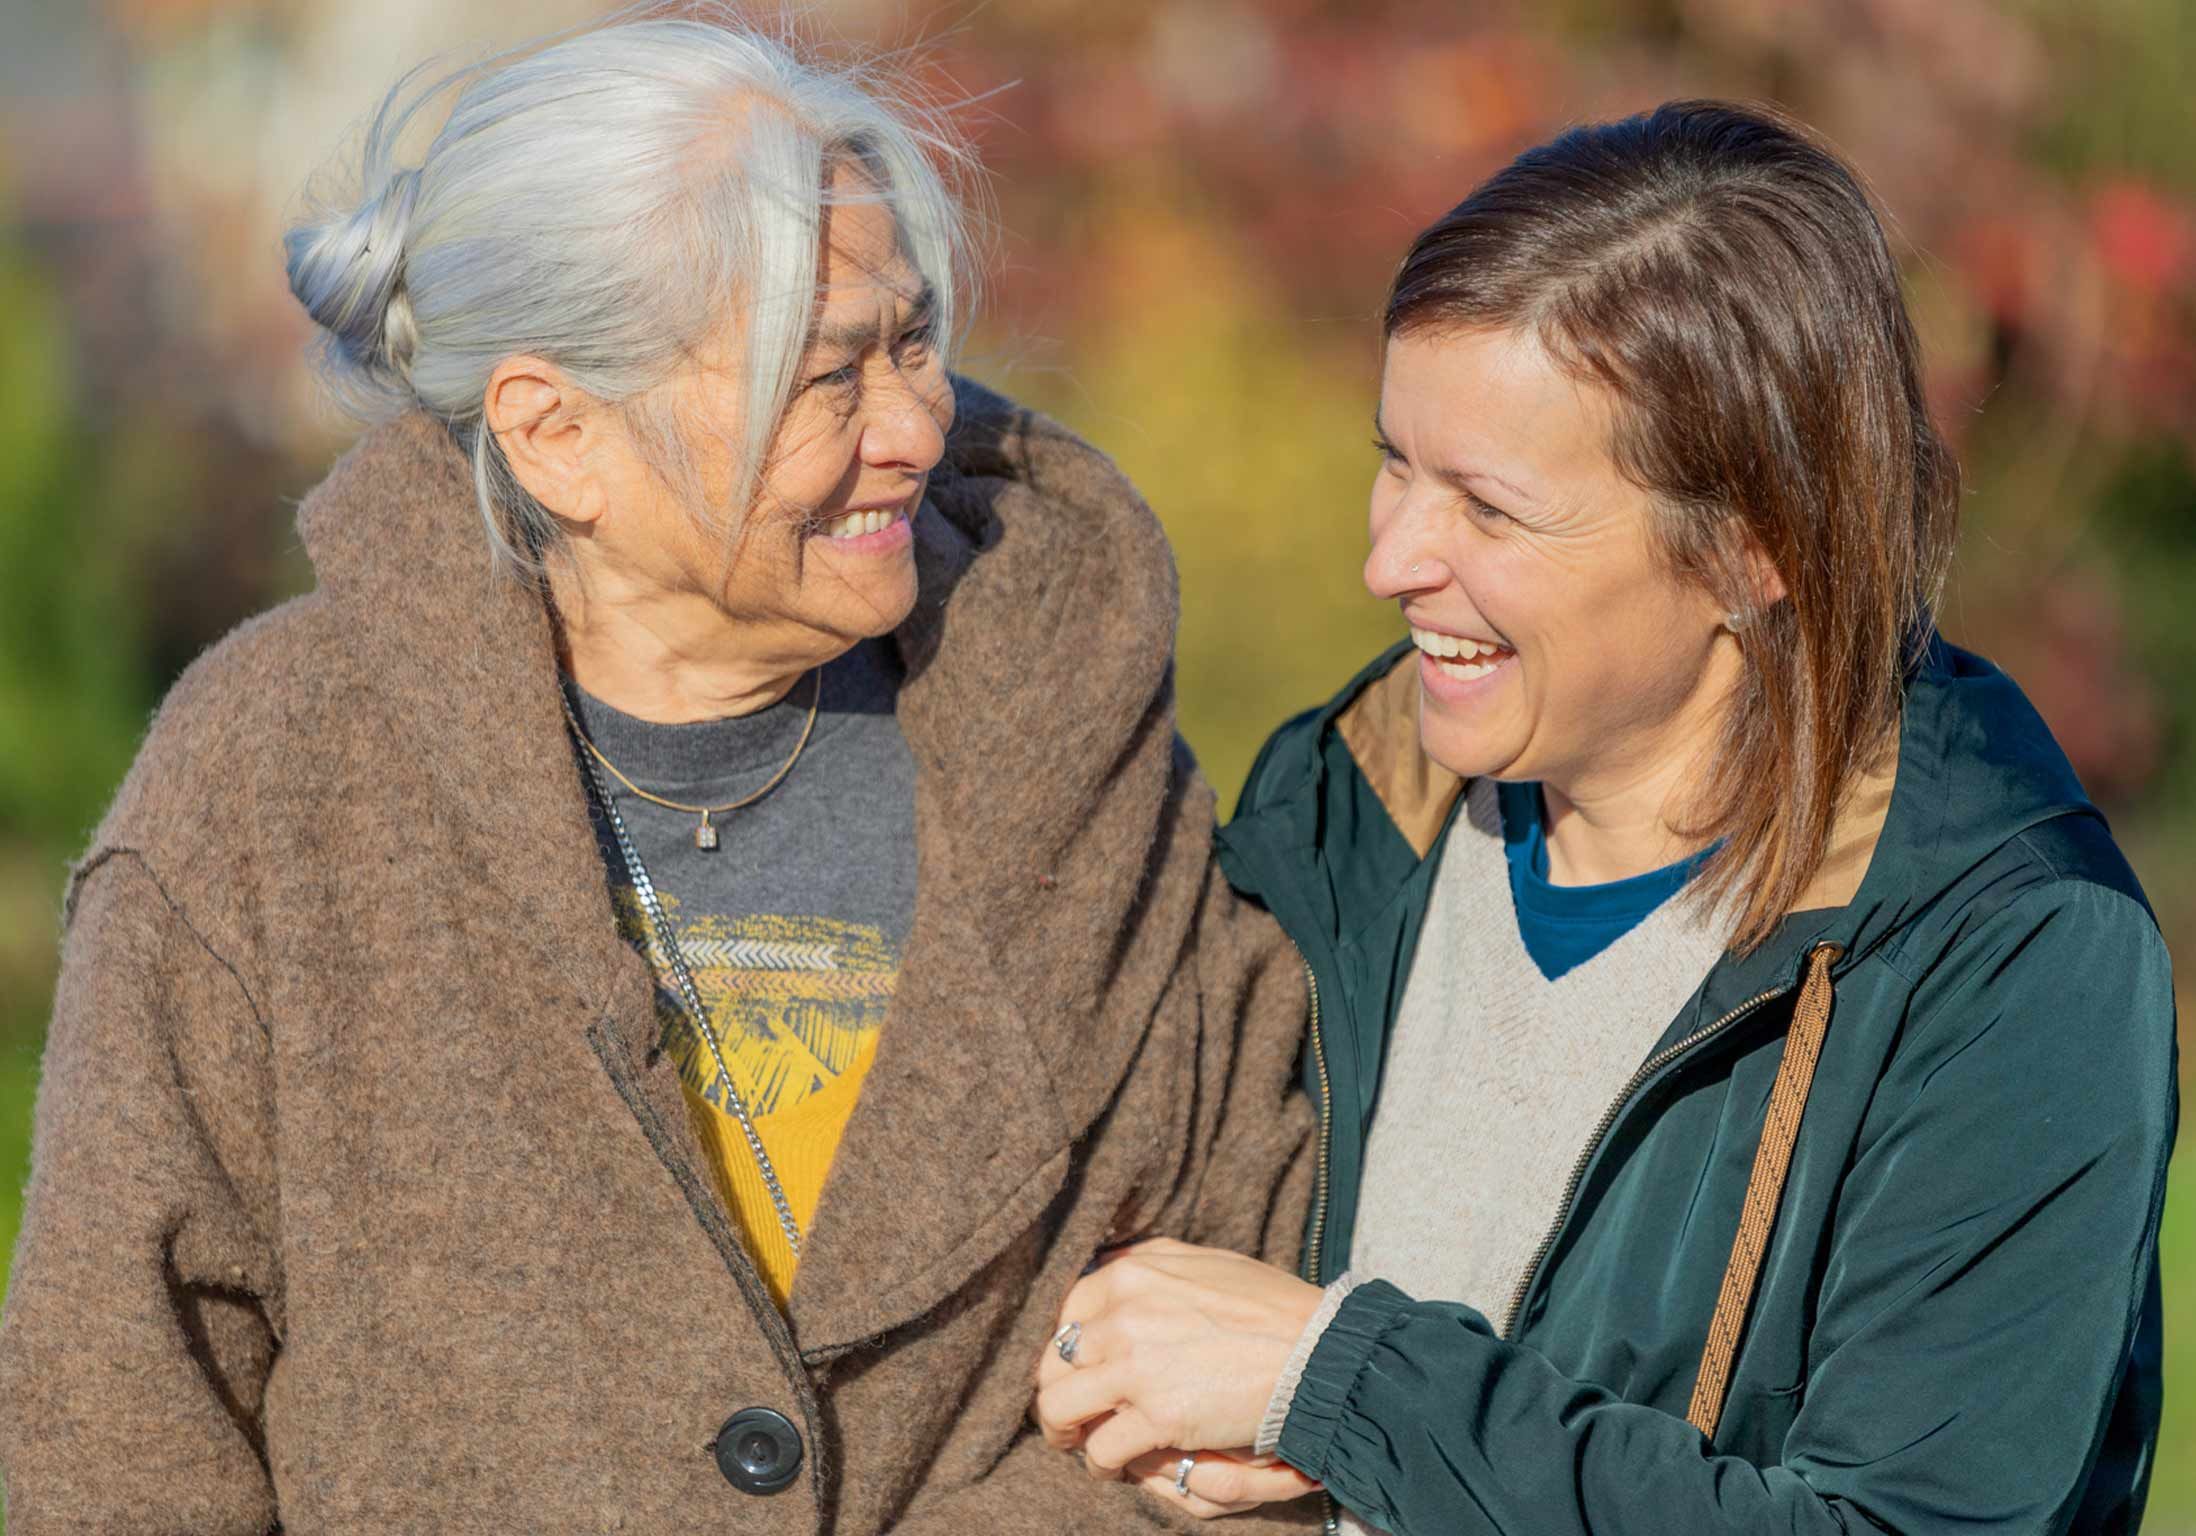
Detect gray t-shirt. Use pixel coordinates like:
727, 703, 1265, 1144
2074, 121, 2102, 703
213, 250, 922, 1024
563, 639, 918, 1118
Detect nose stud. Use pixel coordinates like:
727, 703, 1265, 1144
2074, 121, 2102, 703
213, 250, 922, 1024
1409, 562, 1422, 574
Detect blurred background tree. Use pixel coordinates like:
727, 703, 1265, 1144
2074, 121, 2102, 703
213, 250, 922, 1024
1, 0, 2190, 1524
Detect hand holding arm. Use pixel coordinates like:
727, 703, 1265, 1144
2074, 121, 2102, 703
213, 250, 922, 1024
1035, 1238, 1327, 1515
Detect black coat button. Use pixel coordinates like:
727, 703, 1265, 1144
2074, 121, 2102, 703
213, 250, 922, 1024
714, 1407, 803, 1495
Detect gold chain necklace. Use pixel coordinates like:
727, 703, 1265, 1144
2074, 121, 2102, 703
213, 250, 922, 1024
565, 668, 822, 850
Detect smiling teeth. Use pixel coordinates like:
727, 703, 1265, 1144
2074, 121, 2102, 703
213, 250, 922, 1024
823, 508, 899, 539
1411, 625, 1510, 681
1411, 626, 1509, 662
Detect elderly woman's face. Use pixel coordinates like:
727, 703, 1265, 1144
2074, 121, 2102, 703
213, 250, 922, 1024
590, 170, 952, 654
1365, 326, 1739, 800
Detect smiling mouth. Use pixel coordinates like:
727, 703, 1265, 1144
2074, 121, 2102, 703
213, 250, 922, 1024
815, 503, 911, 541
1411, 624, 1516, 680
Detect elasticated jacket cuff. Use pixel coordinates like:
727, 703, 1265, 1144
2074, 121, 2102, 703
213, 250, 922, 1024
1273, 1277, 1419, 1484
1254, 1272, 1358, 1457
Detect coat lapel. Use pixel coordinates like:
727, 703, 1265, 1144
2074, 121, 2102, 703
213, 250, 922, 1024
783, 393, 1200, 1348
786, 494, 1075, 1354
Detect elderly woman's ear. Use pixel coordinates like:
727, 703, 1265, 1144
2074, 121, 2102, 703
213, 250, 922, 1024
485, 357, 603, 526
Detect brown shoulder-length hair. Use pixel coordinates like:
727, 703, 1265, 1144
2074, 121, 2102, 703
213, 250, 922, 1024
1387, 99, 1959, 951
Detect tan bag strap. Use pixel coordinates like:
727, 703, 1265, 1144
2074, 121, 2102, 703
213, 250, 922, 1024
1686, 942, 1843, 1442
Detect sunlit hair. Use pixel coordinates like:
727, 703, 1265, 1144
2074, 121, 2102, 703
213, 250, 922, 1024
283, 4, 978, 574
1387, 99, 1960, 951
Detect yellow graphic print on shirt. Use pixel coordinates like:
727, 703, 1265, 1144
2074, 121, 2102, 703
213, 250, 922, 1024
611, 888, 897, 1305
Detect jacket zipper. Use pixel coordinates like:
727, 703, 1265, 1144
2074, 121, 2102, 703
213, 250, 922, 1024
1300, 955, 1333, 1286
1496, 979, 1796, 1341
1284, 948, 1342, 1536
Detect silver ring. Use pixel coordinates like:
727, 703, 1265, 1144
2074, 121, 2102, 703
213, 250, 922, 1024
1051, 1320, 1082, 1366
1173, 1453, 1197, 1497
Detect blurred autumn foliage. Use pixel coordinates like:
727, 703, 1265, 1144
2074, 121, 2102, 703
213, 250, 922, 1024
1, 0, 2191, 1522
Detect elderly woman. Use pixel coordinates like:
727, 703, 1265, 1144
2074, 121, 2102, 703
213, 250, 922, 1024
0, 17, 1317, 1533
1037, 102, 2177, 1534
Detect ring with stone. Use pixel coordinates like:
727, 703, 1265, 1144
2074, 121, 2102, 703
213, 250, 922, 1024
1173, 1454, 1198, 1497
1051, 1320, 1083, 1366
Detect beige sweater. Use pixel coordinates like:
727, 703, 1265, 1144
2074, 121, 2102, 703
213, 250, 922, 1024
1258, 778, 1725, 1522
1350, 778, 1727, 1317
0, 384, 1320, 1535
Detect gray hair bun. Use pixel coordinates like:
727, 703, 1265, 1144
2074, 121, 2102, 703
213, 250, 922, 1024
284, 104, 424, 407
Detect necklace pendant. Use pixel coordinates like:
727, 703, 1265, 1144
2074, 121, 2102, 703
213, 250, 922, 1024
694, 818, 720, 852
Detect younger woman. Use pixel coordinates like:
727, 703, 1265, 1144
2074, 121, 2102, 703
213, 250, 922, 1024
1038, 100, 2176, 1536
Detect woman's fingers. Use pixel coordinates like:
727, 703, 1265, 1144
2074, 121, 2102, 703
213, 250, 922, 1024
1035, 1357, 1129, 1449
1037, 1307, 1144, 1418
1124, 1448, 1323, 1519
1035, 1319, 1081, 1395
1038, 1265, 1122, 1396
1132, 1469, 1254, 1520
1080, 1398, 1169, 1473
1036, 1238, 1323, 1471
1036, 1240, 1323, 1457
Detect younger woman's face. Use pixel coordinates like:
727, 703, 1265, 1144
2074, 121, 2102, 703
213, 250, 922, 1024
1364, 325, 1743, 807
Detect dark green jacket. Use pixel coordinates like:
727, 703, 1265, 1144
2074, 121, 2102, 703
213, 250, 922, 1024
1214, 637, 2177, 1536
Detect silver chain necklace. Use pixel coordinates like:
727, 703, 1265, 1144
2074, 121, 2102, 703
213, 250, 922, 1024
560, 691, 803, 1262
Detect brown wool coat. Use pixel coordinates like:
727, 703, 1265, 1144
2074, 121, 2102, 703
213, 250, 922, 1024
0, 381, 1319, 1534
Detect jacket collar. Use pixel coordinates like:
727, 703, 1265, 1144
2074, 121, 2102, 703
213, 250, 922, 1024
1331, 642, 1462, 861
1217, 638, 1456, 959
1241, 633, 2103, 1025
294, 379, 1194, 1354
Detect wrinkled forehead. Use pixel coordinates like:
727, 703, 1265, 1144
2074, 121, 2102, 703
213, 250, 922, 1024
810, 187, 932, 349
